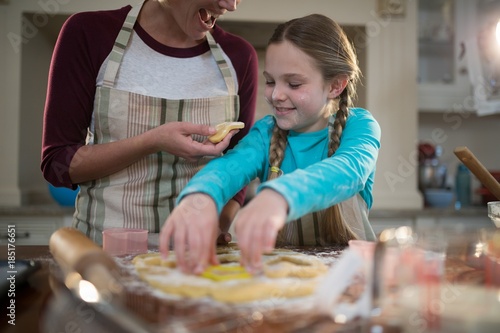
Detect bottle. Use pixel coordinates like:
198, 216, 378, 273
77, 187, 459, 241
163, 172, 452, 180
455, 164, 471, 210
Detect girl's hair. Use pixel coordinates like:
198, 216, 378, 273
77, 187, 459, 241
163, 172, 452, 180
267, 14, 361, 245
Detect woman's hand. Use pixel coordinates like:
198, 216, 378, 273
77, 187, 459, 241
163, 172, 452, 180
151, 122, 237, 162
234, 189, 288, 273
160, 193, 219, 274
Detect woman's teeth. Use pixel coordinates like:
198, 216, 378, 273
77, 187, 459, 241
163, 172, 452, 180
199, 9, 217, 27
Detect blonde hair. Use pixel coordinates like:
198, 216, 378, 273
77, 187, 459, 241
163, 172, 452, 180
267, 14, 361, 245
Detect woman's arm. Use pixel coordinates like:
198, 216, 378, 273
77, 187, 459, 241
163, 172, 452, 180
69, 122, 235, 184
42, 11, 252, 188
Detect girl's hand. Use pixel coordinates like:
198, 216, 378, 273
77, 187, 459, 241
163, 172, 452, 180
234, 189, 288, 273
160, 193, 219, 274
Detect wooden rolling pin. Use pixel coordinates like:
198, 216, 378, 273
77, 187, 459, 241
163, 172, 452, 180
454, 146, 500, 201
49, 227, 123, 295
49, 227, 154, 333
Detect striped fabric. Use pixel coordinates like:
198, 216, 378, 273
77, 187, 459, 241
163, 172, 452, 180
74, 2, 240, 244
277, 194, 374, 245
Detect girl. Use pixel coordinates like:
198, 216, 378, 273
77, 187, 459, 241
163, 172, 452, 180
160, 14, 381, 274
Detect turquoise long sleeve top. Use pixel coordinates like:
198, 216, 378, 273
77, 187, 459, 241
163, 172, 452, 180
177, 108, 381, 223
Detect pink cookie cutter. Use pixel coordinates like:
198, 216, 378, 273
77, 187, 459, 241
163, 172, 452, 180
102, 228, 148, 256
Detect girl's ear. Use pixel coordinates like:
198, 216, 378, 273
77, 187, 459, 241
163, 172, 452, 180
328, 75, 349, 99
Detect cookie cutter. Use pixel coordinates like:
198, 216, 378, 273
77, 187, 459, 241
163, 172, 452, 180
201, 265, 252, 281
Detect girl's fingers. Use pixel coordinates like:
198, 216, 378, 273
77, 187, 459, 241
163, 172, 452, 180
264, 225, 278, 253
174, 222, 188, 272
159, 222, 173, 258
189, 226, 206, 274
236, 224, 250, 268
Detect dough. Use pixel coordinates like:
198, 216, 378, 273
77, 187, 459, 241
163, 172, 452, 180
132, 246, 328, 303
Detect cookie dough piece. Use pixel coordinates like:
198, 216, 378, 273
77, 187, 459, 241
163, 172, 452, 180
263, 255, 328, 279
208, 122, 245, 143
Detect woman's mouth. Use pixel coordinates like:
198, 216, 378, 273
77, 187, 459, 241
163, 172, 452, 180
199, 8, 219, 28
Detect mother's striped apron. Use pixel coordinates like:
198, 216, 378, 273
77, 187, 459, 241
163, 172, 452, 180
73, 3, 239, 244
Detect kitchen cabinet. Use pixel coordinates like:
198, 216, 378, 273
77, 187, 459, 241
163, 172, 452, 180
465, 0, 500, 116
0, 207, 73, 245
418, 0, 474, 112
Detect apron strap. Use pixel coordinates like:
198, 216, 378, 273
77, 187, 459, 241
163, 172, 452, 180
206, 32, 237, 96
102, 1, 237, 96
102, 2, 143, 87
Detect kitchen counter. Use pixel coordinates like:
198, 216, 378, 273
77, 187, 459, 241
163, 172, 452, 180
1, 246, 52, 333
0, 244, 356, 333
370, 206, 489, 219
369, 206, 493, 236
1, 240, 495, 333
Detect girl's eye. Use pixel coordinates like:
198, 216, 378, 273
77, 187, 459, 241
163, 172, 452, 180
265, 80, 275, 86
289, 83, 301, 89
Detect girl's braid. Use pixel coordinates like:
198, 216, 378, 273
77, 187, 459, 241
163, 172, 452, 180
268, 125, 288, 180
321, 87, 358, 245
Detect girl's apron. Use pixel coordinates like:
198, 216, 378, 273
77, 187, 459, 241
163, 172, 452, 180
73, 3, 239, 244
278, 194, 376, 245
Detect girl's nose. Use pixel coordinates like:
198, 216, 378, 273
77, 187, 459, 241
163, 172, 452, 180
271, 87, 285, 102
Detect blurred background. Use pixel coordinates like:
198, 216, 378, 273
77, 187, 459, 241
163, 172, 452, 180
1, 0, 499, 243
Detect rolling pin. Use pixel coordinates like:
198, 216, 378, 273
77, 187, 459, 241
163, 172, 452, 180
454, 146, 500, 201
49, 227, 123, 296
49, 227, 154, 333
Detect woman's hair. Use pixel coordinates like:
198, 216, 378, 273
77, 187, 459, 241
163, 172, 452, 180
267, 14, 361, 245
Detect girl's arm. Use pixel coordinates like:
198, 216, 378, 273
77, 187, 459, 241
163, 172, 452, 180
258, 109, 381, 220
176, 117, 272, 214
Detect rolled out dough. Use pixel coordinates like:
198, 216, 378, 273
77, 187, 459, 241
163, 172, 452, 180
132, 246, 328, 303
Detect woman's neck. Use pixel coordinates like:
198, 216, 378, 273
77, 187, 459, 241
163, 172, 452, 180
138, 0, 206, 48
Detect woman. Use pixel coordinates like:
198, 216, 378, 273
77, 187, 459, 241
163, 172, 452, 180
41, 0, 258, 244
161, 14, 381, 274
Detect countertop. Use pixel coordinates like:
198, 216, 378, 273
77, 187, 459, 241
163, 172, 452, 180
0, 240, 494, 333
370, 205, 488, 218
1, 246, 52, 333
0, 245, 355, 333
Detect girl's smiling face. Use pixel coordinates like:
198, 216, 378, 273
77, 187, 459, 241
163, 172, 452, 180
264, 40, 339, 133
